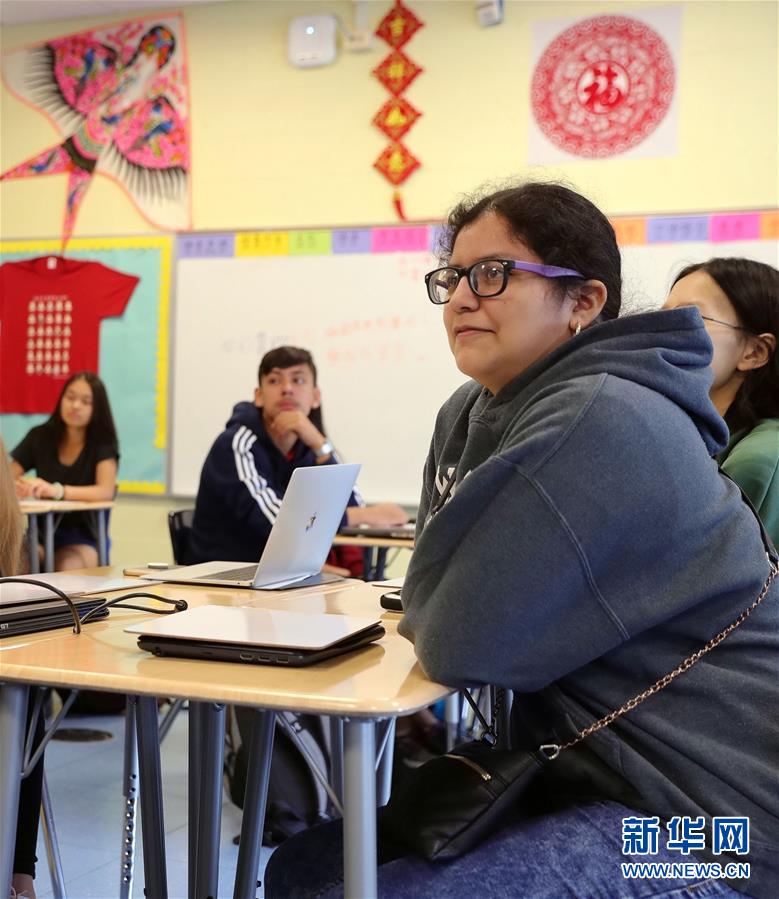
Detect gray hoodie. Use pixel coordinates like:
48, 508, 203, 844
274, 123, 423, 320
400, 308, 778, 897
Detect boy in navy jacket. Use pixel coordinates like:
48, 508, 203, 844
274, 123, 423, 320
188, 346, 407, 564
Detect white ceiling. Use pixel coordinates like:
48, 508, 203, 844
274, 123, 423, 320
0, 0, 220, 27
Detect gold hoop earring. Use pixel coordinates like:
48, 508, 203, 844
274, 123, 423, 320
573, 322, 582, 336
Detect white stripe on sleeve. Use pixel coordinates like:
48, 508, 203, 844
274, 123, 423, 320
232, 427, 282, 526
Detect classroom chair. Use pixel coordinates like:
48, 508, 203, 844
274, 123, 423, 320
167, 508, 194, 565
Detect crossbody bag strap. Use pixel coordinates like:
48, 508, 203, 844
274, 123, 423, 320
545, 563, 778, 759
543, 469, 779, 759
442, 459, 777, 757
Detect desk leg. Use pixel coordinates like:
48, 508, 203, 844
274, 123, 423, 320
120, 697, 139, 899
136, 696, 167, 899
445, 693, 460, 751
375, 719, 395, 808
188, 703, 203, 899
40, 772, 66, 899
97, 509, 108, 566
43, 512, 55, 573
233, 710, 275, 899
0, 683, 29, 894
194, 703, 225, 899
373, 548, 389, 581
27, 515, 40, 574
361, 548, 373, 581
343, 718, 377, 899
329, 717, 344, 804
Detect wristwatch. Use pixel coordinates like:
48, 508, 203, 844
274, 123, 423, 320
315, 441, 333, 459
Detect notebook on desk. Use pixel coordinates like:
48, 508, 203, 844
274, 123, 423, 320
126, 604, 384, 667
149, 463, 360, 590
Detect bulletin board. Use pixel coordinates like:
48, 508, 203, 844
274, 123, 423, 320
170, 213, 778, 504
0, 236, 172, 493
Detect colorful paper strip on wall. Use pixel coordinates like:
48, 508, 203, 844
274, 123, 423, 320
177, 211, 777, 259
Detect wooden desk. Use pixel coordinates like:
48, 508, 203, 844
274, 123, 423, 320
19, 500, 114, 572
0, 572, 448, 898
333, 533, 414, 580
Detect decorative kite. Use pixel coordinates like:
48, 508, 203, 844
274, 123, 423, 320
1, 14, 191, 245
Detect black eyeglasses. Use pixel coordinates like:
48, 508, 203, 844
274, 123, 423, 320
425, 258, 583, 305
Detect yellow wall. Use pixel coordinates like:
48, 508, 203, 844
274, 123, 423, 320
1, 0, 777, 242
2, 0, 776, 570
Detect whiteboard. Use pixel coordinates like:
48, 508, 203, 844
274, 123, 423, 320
171, 249, 463, 501
171, 235, 778, 503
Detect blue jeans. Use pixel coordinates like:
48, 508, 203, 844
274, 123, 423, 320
263, 800, 745, 898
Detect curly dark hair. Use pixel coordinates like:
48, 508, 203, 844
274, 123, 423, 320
672, 257, 779, 433
440, 181, 622, 322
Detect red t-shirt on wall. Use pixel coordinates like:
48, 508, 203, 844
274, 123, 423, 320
0, 256, 139, 413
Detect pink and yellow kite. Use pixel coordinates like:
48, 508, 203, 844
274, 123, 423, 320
1, 14, 192, 245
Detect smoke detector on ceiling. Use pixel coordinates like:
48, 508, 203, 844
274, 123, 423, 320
288, 15, 338, 68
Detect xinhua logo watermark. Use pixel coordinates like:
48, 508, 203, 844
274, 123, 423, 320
620, 816, 750, 881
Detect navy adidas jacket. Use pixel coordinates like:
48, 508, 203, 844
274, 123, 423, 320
188, 402, 359, 564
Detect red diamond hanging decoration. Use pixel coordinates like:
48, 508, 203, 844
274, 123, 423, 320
375, 0, 424, 49
373, 142, 421, 185
372, 97, 422, 142
372, 49, 423, 96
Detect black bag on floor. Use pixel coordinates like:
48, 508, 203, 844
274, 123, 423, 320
225, 705, 332, 845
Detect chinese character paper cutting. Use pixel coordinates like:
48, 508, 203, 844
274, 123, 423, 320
1, 14, 192, 245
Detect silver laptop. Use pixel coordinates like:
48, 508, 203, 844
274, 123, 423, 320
125, 604, 384, 667
0, 574, 147, 606
150, 463, 360, 590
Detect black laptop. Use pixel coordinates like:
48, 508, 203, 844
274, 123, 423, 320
0, 595, 108, 637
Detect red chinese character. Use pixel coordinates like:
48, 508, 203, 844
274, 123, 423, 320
375, 0, 424, 49
373, 50, 423, 95
373, 142, 421, 185
372, 97, 421, 141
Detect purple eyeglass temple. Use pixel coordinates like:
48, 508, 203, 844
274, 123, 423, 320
511, 261, 583, 279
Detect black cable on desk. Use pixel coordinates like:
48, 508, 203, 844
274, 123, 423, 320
0, 578, 188, 633
0, 577, 82, 633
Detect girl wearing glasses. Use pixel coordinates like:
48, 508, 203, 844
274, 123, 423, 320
665, 258, 778, 544
265, 184, 776, 899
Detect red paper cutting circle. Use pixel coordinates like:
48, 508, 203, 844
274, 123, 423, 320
531, 16, 675, 157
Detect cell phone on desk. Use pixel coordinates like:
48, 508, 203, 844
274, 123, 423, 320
380, 589, 403, 612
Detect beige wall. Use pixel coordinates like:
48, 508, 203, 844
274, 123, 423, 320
2, 0, 777, 242
3, 0, 777, 566
110, 496, 190, 568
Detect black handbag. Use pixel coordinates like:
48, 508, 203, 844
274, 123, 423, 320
381, 561, 778, 862
380, 702, 552, 861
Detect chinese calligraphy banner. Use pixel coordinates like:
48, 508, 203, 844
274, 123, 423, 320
372, 1, 424, 214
